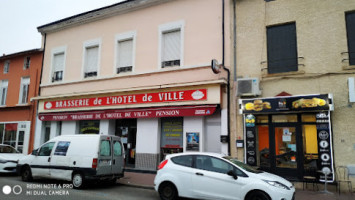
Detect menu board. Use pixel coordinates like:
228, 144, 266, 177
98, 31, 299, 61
160, 118, 183, 148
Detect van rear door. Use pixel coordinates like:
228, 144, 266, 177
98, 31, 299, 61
112, 137, 124, 175
97, 136, 113, 175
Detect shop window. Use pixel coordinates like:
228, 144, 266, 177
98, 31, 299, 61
257, 125, 270, 168
303, 125, 318, 169
17, 131, 24, 153
274, 127, 297, 169
160, 117, 183, 160
4, 123, 17, 148
302, 114, 316, 122
0, 124, 3, 144
272, 115, 298, 123
79, 120, 100, 134
43, 121, 51, 143
256, 115, 269, 123
267, 23, 298, 74
100, 140, 111, 156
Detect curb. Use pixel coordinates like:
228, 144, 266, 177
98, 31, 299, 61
117, 182, 155, 190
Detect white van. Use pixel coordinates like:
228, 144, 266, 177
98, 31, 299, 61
17, 135, 125, 188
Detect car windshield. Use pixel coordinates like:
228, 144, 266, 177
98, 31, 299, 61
223, 156, 263, 174
0, 146, 18, 153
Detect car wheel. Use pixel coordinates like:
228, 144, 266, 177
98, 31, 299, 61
72, 173, 85, 189
246, 191, 271, 200
158, 182, 178, 200
21, 166, 33, 182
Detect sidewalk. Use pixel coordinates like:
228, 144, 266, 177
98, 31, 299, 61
118, 171, 354, 200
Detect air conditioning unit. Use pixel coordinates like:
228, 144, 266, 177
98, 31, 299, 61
237, 78, 261, 97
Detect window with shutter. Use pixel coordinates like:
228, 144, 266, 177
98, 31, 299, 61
346, 12, 355, 65
19, 77, 30, 104
267, 23, 298, 74
52, 52, 64, 82
0, 80, 8, 106
117, 39, 133, 74
161, 29, 181, 68
84, 45, 99, 78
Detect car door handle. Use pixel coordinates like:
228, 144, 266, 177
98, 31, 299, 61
195, 172, 204, 176
48, 157, 51, 162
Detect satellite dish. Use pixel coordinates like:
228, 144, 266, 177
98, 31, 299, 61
211, 59, 221, 74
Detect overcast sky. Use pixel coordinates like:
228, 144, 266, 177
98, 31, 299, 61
0, 0, 124, 55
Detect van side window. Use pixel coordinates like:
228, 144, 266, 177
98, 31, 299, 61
54, 141, 70, 156
100, 140, 111, 156
113, 141, 122, 156
38, 142, 55, 156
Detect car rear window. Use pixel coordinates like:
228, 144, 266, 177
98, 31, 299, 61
171, 155, 193, 167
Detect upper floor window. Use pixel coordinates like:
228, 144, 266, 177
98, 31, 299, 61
0, 80, 8, 106
116, 33, 135, 74
52, 52, 65, 82
266, 23, 298, 74
83, 39, 101, 78
19, 77, 30, 104
3, 60, 10, 74
23, 56, 30, 69
346, 12, 355, 65
159, 21, 184, 68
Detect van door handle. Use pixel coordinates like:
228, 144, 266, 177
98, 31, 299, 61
195, 172, 204, 176
48, 157, 51, 162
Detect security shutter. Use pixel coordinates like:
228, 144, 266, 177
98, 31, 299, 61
346, 12, 355, 65
84, 46, 99, 77
162, 30, 181, 67
117, 39, 133, 73
267, 23, 298, 74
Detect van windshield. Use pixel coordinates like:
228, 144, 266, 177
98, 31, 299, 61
223, 156, 263, 174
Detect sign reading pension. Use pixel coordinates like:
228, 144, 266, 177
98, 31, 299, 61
44, 89, 207, 110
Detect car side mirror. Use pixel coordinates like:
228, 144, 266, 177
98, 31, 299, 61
31, 149, 38, 156
227, 170, 238, 180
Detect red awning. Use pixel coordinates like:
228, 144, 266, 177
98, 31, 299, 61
38, 105, 217, 121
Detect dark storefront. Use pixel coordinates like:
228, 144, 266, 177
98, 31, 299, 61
239, 94, 335, 182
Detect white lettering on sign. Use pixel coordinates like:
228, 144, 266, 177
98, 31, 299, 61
156, 110, 180, 116
158, 92, 184, 101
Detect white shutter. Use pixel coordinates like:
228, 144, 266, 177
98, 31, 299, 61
53, 52, 64, 72
162, 30, 181, 62
85, 46, 99, 73
118, 39, 133, 68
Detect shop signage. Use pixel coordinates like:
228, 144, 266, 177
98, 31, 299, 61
44, 89, 207, 110
240, 94, 333, 114
245, 114, 257, 166
316, 111, 334, 182
39, 105, 217, 121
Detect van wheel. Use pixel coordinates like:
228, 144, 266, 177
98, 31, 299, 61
21, 166, 33, 182
158, 182, 178, 200
246, 191, 271, 200
72, 173, 85, 189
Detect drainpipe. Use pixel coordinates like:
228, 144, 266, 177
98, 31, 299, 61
221, 0, 231, 156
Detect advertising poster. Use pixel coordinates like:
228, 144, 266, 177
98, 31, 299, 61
186, 132, 199, 151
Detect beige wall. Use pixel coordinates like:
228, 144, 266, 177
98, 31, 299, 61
41, 0, 232, 97
235, 0, 355, 180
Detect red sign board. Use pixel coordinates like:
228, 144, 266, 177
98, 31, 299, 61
44, 89, 207, 110
39, 105, 217, 121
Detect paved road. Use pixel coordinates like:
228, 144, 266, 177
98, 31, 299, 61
0, 174, 160, 200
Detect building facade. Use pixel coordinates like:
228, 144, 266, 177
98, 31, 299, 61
0, 49, 43, 154
235, 0, 355, 185
34, 0, 234, 170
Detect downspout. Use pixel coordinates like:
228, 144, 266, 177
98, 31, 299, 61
39, 33, 46, 96
221, 0, 231, 155
233, 0, 237, 82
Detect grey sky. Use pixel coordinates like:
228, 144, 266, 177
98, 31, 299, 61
0, 0, 124, 55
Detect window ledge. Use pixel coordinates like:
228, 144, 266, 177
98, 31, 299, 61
16, 103, 31, 107
342, 65, 355, 70
262, 70, 305, 78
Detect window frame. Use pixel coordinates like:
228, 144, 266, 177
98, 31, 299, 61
114, 31, 136, 75
18, 77, 30, 105
23, 56, 31, 70
49, 46, 67, 83
158, 20, 185, 69
82, 39, 101, 79
3, 60, 10, 74
346, 11, 355, 66
0, 80, 8, 106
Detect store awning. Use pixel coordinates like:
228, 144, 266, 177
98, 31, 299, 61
38, 105, 217, 121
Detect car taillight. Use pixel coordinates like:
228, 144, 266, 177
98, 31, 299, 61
158, 159, 168, 170
92, 158, 98, 169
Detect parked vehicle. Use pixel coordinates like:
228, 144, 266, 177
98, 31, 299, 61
154, 152, 295, 200
0, 144, 25, 173
17, 135, 125, 188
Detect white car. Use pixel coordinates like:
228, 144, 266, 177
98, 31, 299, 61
154, 152, 295, 200
0, 144, 25, 173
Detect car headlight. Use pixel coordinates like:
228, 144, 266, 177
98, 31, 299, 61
263, 180, 290, 190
